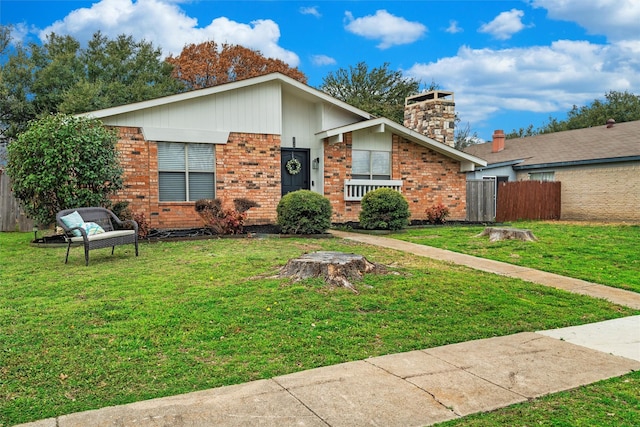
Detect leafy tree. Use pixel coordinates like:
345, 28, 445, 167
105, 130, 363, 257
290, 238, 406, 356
559, 90, 640, 130
166, 41, 307, 90
453, 116, 482, 150
320, 62, 421, 124
506, 91, 640, 138
0, 29, 183, 139
58, 32, 184, 113
0, 26, 37, 140
6, 114, 123, 225
505, 124, 537, 139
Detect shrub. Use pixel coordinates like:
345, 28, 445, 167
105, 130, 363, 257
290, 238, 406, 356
133, 212, 150, 239
6, 113, 123, 226
195, 198, 258, 234
426, 204, 450, 224
111, 202, 150, 239
359, 188, 410, 230
233, 198, 260, 213
277, 190, 332, 234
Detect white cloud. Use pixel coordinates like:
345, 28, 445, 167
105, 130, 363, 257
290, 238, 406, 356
8, 23, 32, 45
344, 9, 426, 49
446, 20, 463, 34
300, 6, 321, 18
479, 9, 529, 40
310, 54, 336, 66
405, 40, 640, 126
532, 0, 640, 42
37, 0, 299, 66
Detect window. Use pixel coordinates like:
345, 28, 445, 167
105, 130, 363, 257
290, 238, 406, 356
352, 150, 391, 180
528, 172, 555, 182
158, 142, 215, 202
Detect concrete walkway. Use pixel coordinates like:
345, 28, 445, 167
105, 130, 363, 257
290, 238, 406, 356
330, 230, 640, 310
19, 232, 640, 427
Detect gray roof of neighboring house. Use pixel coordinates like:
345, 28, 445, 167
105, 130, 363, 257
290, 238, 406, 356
464, 120, 640, 169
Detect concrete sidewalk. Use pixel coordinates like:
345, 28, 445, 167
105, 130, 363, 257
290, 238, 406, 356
18, 232, 640, 427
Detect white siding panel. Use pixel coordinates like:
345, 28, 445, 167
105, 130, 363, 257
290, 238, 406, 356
282, 91, 319, 149
100, 82, 282, 135
322, 104, 367, 130
352, 128, 392, 151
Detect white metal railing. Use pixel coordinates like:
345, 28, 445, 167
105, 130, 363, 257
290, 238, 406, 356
344, 179, 403, 201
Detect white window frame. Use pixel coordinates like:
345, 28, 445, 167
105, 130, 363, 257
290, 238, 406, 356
158, 142, 215, 202
528, 171, 555, 182
351, 149, 391, 180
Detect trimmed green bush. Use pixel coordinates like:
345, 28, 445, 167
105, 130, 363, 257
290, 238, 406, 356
277, 190, 332, 234
359, 188, 410, 230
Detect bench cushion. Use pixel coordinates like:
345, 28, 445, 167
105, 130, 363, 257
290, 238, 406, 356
60, 211, 84, 237
81, 222, 106, 236
69, 229, 135, 243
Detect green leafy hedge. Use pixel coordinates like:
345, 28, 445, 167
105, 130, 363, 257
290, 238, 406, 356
359, 188, 410, 230
277, 190, 332, 234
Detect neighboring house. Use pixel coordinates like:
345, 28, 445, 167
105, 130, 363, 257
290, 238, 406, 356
81, 73, 485, 229
464, 121, 640, 221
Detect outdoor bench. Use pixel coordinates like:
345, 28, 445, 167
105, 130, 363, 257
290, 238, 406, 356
56, 207, 139, 266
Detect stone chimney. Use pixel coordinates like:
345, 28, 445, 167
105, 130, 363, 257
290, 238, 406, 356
404, 90, 455, 147
492, 130, 505, 153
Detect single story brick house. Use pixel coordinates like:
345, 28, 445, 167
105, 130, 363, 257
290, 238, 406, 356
81, 73, 485, 229
464, 120, 640, 221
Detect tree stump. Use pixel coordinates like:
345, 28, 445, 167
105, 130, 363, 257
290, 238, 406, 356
277, 251, 385, 293
476, 227, 538, 242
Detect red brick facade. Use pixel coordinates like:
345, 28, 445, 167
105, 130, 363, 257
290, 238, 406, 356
112, 128, 281, 229
113, 127, 467, 229
392, 135, 466, 221
323, 132, 467, 223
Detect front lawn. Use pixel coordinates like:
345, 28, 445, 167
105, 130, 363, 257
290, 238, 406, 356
437, 371, 640, 427
0, 231, 637, 425
392, 221, 640, 293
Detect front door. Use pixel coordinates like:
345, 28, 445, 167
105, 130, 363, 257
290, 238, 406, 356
281, 148, 310, 196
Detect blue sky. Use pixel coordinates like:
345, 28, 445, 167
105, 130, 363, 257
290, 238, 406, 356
2, 0, 639, 141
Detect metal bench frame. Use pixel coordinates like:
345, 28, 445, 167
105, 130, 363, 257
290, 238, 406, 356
56, 207, 139, 266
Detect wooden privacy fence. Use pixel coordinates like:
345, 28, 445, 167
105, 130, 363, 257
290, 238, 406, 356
496, 180, 561, 222
0, 171, 34, 232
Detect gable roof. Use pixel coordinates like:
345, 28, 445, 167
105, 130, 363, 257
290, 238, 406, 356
318, 117, 486, 170
464, 120, 640, 170
81, 72, 373, 121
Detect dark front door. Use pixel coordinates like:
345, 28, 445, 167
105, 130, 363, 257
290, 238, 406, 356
281, 148, 310, 196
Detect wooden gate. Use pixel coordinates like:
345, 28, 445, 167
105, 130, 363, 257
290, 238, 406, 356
466, 179, 496, 222
496, 181, 561, 222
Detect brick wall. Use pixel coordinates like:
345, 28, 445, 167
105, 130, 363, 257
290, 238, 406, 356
517, 163, 640, 221
114, 127, 468, 228
112, 128, 281, 229
323, 133, 357, 222
112, 127, 154, 223
393, 135, 466, 221
324, 132, 467, 223
215, 133, 281, 225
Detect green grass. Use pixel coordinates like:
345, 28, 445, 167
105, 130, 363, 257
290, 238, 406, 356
392, 221, 640, 293
436, 371, 640, 427
0, 231, 637, 425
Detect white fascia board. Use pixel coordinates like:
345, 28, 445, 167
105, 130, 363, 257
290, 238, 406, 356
316, 118, 382, 139
143, 127, 230, 144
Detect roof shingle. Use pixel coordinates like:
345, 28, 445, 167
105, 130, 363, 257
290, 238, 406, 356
464, 120, 640, 167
